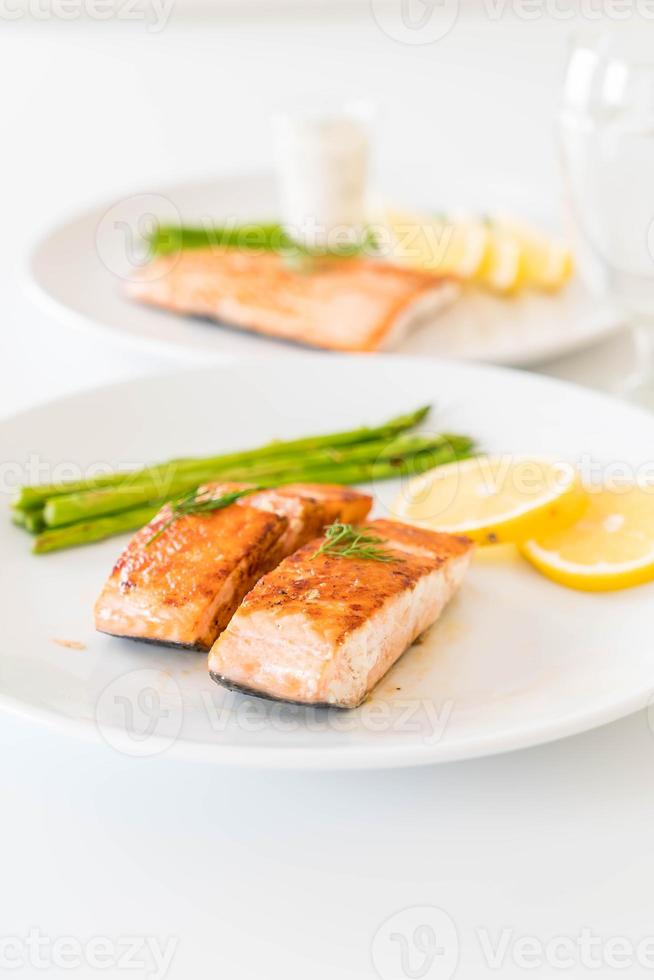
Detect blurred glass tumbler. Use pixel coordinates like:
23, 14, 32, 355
273, 104, 372, 250
560, 28, 654, 322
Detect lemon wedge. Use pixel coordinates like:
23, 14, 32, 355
521, 484, 654, 591
384, 206, 574, 295
393, 455, 585, 545
495, 217, 573, 292
475, 224, 524, 294
384, 208, 488, 280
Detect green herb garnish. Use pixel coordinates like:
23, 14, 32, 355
146, 486, 258, 547
311, 522, 400, 563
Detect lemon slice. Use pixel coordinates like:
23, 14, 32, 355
521, 484, 654, 591
476, 224, 524, 294
384, 208, 488, 280
393, 455, 585, 545
495, 217, 573, 292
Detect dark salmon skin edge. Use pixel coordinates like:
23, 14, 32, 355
208, 671, 354, 710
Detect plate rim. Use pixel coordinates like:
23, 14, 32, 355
0, 680, 650, 770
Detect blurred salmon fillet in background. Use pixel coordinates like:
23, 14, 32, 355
127, 247, 458, 352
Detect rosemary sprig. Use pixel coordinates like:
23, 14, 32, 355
146, 486, 258, 547
311, 522, 400, 563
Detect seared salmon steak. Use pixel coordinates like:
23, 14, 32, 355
127, 248, 458, 352
94, 483, 372, 651
208, 519, 473, 707
247, 483, 372, 557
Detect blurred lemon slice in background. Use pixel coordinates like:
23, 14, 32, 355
521, 484, 654, 591
494, 216, 573, 291
475, 223, 524, 294
384, 208, 488, 279
393, 455, 585, 545
383, 206, 573, 295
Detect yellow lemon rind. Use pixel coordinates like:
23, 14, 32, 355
393, 457, 586, 546
520, 540, 654, 592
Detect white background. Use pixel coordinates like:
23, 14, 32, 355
2, 6, 654, 979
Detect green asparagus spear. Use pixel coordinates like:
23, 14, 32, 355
150, 222, 285, 256
24, 511, 46, 534
148, 222, 376, 259
32, 443, 474, 555
33, 504, 160, 555
42, 430, 463, 529
268, 443, 473, 488
13, 406, 430, 511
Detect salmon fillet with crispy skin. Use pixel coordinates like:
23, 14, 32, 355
127, 247, 458, 352
208, 519, 473, 707
94, 500, 286, 651
94, 483, 372, 651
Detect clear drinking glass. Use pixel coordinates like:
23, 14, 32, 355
559, 27, 654, 403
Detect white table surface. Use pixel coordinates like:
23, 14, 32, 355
2, 11, 654, 980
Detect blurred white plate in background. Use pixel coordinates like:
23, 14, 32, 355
26, 172, 624, 367
2, 356, 654, 769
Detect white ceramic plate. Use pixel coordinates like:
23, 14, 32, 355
26, 173, 624, 367
3, 356, 654, 769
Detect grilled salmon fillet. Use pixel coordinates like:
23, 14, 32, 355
127, 247, 458, 352
192, 481, 372, 559
94, 483, 372, 651
247, 483, 372, 556
208, 519, 473, 707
